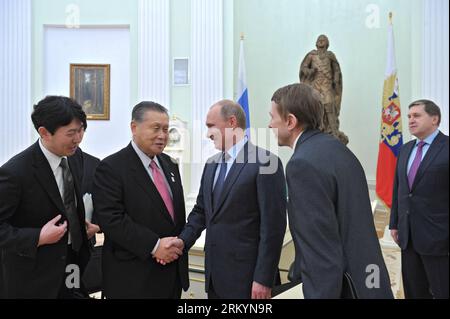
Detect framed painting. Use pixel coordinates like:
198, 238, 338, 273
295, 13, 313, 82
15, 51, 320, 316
70, 64, 110, 120
173, 58, 189, 86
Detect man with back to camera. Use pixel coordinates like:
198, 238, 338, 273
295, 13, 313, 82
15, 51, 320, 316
390, 99, 449, 299
269, 83, 393, 299
0, 96, 96, 298
93, 102, 189, 298
167, 100, 287, 299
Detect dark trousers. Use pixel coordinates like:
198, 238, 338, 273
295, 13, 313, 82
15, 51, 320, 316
402, 241, 449, 299
0, 254, 4, 299
171, 271, 182, 299
58, 245, 88, 299
207, 278, 221, 299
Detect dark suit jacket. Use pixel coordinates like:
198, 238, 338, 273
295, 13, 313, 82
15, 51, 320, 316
179, 142, 287, 299
93, 143, 189, 298
77, 149, 100, 195
390, 131, 449, 256
75, 148, 101, 225
287, 130, 393, 299
0, 141, 90, 298
74, 148, 102, 293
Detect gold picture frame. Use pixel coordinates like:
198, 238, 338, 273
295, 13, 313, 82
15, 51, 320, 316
70, 64, 110, 120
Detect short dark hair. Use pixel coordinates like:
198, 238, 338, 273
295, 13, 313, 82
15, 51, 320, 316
132, 101, 169, 122
409, 99, 441, 125
214, 100, 247, 130
271, 83, 323, 131
31, 96, 87, 134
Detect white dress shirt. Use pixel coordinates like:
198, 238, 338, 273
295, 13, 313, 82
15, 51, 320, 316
292, 131, 304, 150
213, 136, 248, 188
407, 129, 440, 174
38, 139, 72, 244
131, 141, 173, 198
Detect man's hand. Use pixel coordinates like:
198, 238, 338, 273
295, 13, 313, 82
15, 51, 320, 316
390, 229, 400, 245
85, 220, 101, 240
154, 237, 184, 265
38, 215, 67, 247
251, 281, 272, 299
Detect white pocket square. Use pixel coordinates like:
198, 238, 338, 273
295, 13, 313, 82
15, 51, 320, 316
83, 193, 94, 222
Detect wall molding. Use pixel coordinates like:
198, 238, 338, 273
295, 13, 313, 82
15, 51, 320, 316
138, 0, 170, 108
43, 24, 130, 29
0, 0, 32, 165
422, 0, 449, 135
189, 0, 224, 198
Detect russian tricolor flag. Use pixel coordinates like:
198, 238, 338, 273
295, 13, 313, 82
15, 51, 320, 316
237, 36, 251, 138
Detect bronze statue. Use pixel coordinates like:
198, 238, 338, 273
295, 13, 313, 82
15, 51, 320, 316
300, 35, 348, 145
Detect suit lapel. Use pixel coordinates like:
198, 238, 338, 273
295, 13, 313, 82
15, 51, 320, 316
412, 132, 445, 190
68, 154, 89, 244
68, 155, 86, 221
128, 145, 174, 225
32, 142, 66, 214
212, 142, 250, 217
158, 155, 181, 225
400, 141, 416, 190
204, 157, 219, 217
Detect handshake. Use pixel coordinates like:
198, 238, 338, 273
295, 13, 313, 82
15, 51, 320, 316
153, 237, 185, 266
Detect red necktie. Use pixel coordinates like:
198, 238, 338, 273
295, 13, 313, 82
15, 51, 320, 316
150, 160, 175, 221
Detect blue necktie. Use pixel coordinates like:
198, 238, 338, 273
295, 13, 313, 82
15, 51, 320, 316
212, 152, 227, 211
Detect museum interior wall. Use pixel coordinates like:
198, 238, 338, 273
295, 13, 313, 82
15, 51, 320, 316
1, 0, 449, 201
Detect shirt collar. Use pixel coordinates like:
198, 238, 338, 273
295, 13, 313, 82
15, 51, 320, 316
39, 139, 65, 173
225, 136, 247, 162
292, 131, 304, 150
417, 129, 440, 146
131, 141, 162, 169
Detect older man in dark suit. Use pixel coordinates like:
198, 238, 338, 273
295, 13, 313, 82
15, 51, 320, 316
169, 100, 286, 299
269, 83, 393, 299
0, 96, 94, 298
390, 100, 449, 299
93, 102, 189, 299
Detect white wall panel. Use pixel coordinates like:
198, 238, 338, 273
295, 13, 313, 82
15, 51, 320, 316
0, 0, 32, 165
44, 27, 131, 159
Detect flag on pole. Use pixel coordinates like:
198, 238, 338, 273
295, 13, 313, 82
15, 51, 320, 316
376, 14, 403, 208
237, 35, 251, 138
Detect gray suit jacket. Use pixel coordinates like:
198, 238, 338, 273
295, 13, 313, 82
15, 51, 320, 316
179, 142, 287, 298
287, 130, 393, 299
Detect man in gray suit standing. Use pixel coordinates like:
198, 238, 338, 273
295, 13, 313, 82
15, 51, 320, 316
269, 83, 393, 299
170, 100, 286, 299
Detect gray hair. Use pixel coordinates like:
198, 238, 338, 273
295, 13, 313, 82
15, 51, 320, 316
132, 101, 168, 122
213, 99, 247, 130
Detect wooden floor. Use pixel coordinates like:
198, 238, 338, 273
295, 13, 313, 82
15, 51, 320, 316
374, 205, 405, 299
374, 206, 390, 238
